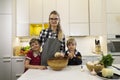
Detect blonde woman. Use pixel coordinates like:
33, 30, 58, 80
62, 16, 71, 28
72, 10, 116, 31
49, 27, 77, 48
39, 11, 65, 65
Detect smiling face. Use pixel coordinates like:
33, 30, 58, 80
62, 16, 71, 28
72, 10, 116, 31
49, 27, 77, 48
49, 14, 59, 27
30, 41, 40, 52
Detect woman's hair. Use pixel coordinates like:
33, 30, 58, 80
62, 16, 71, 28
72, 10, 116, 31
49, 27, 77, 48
67, 38, 77, 46
29, 38, 41, 46
49, 10, 64, 41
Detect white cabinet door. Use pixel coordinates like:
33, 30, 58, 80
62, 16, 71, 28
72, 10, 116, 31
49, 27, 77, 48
0, 0, 12, 14
12, 58, 25, 80
0, 58, 11, 80
43, 0, 57, 23
89, 0, 105, 23
106, 0, 120, 13
0, 15, 12, 58
57, 0, 69, 36
16, 0, 29, 36
16, 23, 29, 37
90, 23, 106, 36
69, 0, 89, 36
70, 24, 89, 36
89, 0, 106, 36
29, 0, 43, 23
70, 0, 88, 23
29, 0, 69, 36
107, 14, 120, 35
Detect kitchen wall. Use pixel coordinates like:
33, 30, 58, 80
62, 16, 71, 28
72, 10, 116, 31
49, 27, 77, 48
13, 35, 107, 56
66, 36, 107, 56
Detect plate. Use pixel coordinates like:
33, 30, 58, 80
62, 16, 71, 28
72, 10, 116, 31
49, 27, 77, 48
97, 72, 120, 79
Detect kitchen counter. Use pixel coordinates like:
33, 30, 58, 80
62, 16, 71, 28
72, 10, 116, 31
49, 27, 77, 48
17, 65, 120, 80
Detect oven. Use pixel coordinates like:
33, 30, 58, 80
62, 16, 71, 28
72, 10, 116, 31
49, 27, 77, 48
107, 34, 120, 55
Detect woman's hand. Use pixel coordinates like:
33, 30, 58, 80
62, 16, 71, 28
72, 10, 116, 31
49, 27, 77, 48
54, 52, 64, 58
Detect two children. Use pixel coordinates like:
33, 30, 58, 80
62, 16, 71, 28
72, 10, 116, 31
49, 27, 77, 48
65, 38, 82, 65
24, 37, 82, 71
24, 38, 47, 72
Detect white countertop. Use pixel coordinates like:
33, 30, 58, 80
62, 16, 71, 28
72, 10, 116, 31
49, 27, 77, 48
17, 65, 120, 80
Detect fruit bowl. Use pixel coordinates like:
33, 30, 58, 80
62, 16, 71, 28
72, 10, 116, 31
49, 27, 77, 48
86, 61, 104, 73
47, 57, 68, 71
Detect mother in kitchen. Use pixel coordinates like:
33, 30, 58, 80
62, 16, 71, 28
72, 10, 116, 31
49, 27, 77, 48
39, 10, 65, 66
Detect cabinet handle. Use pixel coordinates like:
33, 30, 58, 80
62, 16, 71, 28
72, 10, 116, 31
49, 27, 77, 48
3, 59, 11, 62
16, 74, 22, 77
16, 59, 24, 62
3, 57, 11, 59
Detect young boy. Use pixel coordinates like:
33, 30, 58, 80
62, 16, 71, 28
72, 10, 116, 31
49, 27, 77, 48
24, 38, 47, 72
65, 38, 82, 65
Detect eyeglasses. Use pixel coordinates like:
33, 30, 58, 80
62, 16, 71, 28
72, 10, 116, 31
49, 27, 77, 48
49, 18, 59, 20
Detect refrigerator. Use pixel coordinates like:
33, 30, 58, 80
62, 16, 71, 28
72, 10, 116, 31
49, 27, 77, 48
0, 0, 12, 80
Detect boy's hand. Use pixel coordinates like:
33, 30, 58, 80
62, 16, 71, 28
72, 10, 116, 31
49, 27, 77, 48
68, 53, 74, 59
38, 66, 47, 70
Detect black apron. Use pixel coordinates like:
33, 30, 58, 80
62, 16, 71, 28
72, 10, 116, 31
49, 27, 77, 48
41, 38, 61, 66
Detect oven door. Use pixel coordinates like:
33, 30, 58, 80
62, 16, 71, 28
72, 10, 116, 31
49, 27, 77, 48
107, 40, 120, 55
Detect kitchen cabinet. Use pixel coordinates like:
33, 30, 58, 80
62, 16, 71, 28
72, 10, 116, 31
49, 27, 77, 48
29, 0, 57, 23
0, 15, 12, 80
16, 0, 29, 37
89, 0, 106, 36
29, 0, 69, 36
0, 0, 12, 14
107, 14, 120, 35
106, 0, 120, 13
106, 0, 120, 35
70, 24, 89, 36
69, 0, 89, 36
0, 58, 11, 80
12, 57, 25, 80
17, 0, 106, 37
69, 0, 106, 36
0, 0, 12, 80
90, 23, 106, 36
0, 15, 12, 57
89, 0, 105, 23
56, 0, 69, 36
43, 0, 57, 22
69, 0, 88, 23
29, 0, 42, 23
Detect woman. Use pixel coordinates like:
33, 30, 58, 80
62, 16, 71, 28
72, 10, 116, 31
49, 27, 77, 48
39, 10, 65, 65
